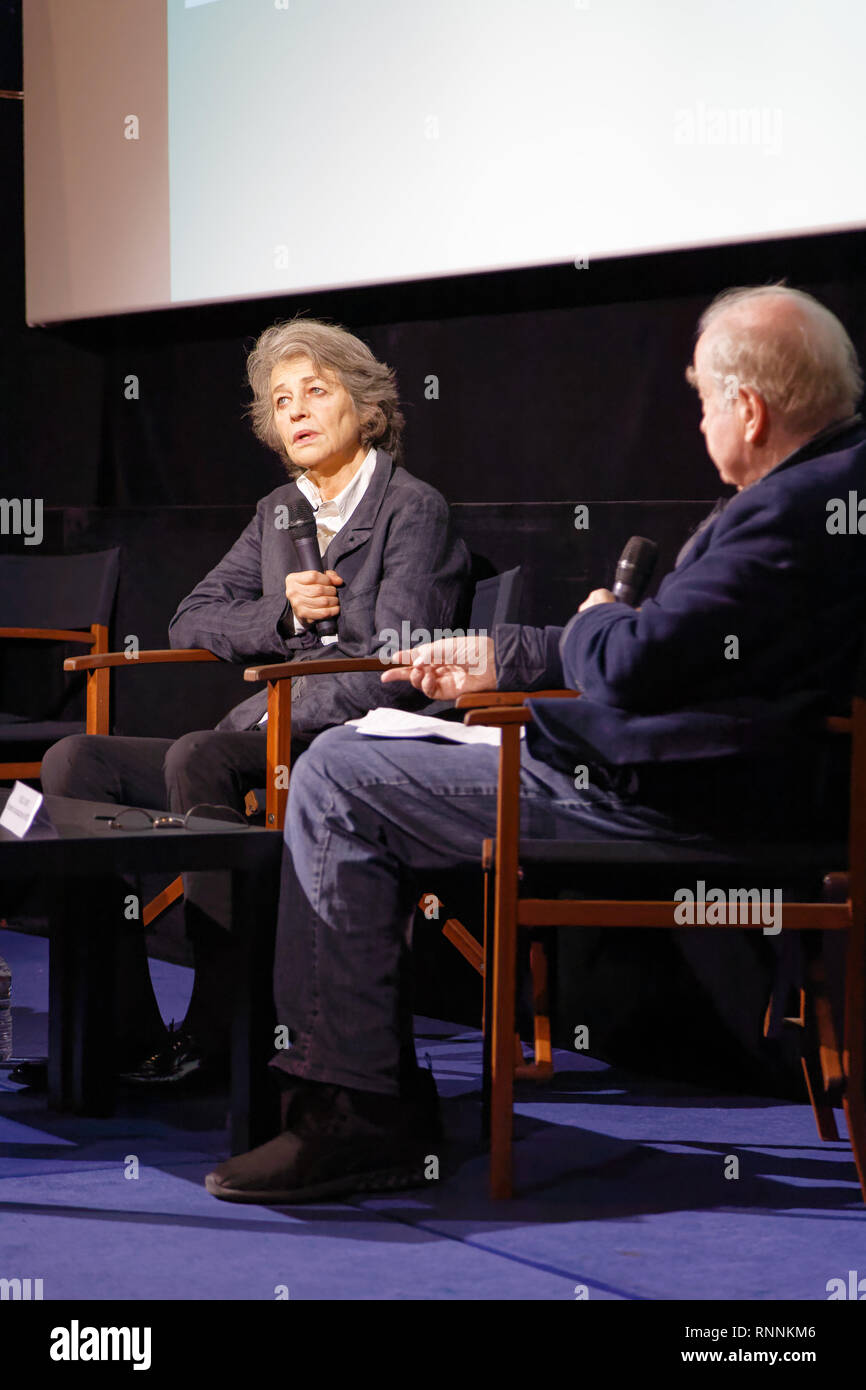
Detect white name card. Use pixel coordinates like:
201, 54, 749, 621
0, 781, 44, 838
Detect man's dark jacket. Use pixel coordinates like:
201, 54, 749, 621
495, 418, 866, 836
169, 451, 471, 735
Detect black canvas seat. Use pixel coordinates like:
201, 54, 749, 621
0, 549, 121, 782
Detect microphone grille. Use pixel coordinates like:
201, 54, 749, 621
284, 496, 317, 538
621, 535, 658, 567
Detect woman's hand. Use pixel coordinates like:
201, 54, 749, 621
284, 569, 343, 625
381, 635, 496, 701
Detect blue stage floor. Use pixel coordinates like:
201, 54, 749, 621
1, 928, 863, 1301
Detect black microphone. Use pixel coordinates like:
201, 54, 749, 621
284, 496, 339, 638
612, 536, 658, 606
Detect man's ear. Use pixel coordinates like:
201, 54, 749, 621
741, 386, 769, 444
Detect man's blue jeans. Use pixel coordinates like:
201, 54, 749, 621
270, 726, 696, 1097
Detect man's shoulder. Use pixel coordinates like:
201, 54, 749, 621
721, 436, 866, 531
771, 433, 866, 494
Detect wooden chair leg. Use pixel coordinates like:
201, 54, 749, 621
811, 955, 844, 1139
843, 1072, 866, 1204
482, 843, 492, 1038
812, 956, 845, 1094
842, 914, 866, 1203
489, 886, 517, 1199
265, 677, 292, 829
796, 958, 843, 1143
801, 1058, 842, 1144
514, 939, 554, 1081
480, 841, 494, 1142
765, 937, 842, 1143
142, 874, 184, 927
489, 727, 521, 1200
433, 902, 483, 974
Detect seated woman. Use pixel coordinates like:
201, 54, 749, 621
41, 316, 471, 1082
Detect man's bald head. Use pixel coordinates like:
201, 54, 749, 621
687, 285, 862, 488
692, 285, 861, 434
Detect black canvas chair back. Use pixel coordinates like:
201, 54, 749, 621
0, 549, 121, 772
0, 550, 120, 632
421, 564, 522, 721
468, 566, 522, 632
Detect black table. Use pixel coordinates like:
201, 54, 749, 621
0, 791, 283, 1152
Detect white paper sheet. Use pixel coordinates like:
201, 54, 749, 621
347, 708, 522, 746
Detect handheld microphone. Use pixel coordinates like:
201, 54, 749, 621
284, 496, 339, 638
612, 536, 658, 607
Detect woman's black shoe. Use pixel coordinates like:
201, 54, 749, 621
119, 1022, 228, 1087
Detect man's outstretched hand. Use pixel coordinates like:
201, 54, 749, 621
381, 635, 496, 701
380, 590, 614, 700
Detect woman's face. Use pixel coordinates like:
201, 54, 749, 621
270, 354, 364, 472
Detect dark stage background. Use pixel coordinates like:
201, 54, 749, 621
1, 6, 861, 1096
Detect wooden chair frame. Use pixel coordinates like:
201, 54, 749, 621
0, 622, 110, 780
461, 695, 866, 1202
242, 658, 506, 972
63, 651, 482, 947
61, 560, 523, 942
59, 651, 524, 976
60, 649, 386, 922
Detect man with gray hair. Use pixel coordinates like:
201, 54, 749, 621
207, 285, 866, 1204
684, 284, 862, 492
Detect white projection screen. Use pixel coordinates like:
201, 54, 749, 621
23, 0, 866, 324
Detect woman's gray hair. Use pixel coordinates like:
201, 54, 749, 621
246, 317, 405, 470
689, 283, 863, 433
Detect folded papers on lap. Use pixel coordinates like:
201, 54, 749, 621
347, 708, 523, 746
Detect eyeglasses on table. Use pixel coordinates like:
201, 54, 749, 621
94, 804, 250, 831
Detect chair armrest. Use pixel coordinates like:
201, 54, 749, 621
64, 648, 219, 672
0, 626, 97, 645
247, 654, 392, 829
826, 716, 852, 734
470, 706, 851, 732
463, 707, 533, 727
455, 689, 579, 709
244, 655, 388, 682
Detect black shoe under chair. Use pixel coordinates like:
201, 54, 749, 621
205, 1072, 442, 1204
119, 1022, 229, 1087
